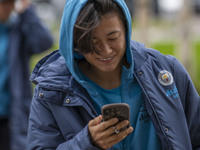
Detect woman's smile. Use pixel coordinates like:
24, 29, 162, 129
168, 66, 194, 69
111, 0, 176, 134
98, 55, 115, 63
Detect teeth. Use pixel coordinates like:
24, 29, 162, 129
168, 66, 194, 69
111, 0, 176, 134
100, 57, 112, 61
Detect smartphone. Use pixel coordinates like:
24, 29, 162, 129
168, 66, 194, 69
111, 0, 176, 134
101, 103, 130, 128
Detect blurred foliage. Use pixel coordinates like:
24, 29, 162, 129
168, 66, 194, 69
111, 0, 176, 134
194, 42, 200, 94
150, 42, 175, 55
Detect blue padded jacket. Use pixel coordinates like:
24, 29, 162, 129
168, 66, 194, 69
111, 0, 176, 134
28, 41, 200, 150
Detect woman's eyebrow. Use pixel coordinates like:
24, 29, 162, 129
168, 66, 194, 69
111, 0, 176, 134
107, 30, 120, 36
93, 30, 120, 39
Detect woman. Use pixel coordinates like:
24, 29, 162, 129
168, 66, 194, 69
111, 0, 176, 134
28, 0, 200, 149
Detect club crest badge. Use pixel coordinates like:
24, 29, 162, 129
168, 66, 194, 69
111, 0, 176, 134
158, 70, 173, 86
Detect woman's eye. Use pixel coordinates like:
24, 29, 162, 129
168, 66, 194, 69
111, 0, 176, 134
109, 38, 117, 41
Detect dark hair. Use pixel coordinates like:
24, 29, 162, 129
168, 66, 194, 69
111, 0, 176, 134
73, 0, 127, 54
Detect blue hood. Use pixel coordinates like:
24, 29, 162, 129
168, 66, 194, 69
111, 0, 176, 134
59, 0, 133, 84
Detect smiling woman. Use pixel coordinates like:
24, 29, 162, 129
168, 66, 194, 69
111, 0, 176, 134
78, 13, 127, 89
27, 0, 200, 149
73, 0, 128, 90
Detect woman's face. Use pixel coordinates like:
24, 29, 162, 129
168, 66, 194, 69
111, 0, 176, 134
82, 13, 126, 74
0, 1, 14, 22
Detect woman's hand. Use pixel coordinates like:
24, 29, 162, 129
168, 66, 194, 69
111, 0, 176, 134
88, 115, 133, 150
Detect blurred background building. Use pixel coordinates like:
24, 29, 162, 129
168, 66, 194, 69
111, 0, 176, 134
30, 0, 200, 20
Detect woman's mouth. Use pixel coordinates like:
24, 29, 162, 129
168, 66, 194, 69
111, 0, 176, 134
98, 55, 115, 63
100, 57, 113, 61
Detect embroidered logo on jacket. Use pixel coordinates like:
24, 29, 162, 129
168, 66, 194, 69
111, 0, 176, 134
158, 70, 173, 86
166, 86, 179, 99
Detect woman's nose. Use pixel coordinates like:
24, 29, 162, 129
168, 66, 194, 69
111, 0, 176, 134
97, 42, 112, 56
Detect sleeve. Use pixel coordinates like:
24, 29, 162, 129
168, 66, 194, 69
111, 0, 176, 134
19, 5, 53, 55
27, 86, 103, 150
56, 126, 102, 150
169, 56, 200, 149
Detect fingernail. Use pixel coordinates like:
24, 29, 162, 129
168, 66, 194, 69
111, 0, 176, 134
129, 127, 133, 132
114, 118, 119, 122
123, 120, 129, 125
